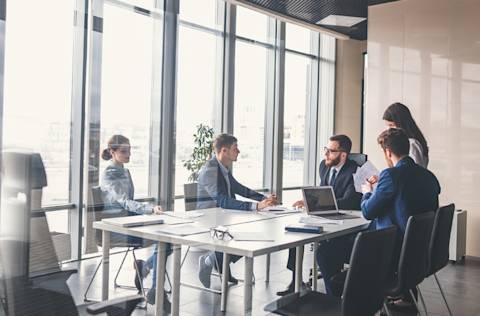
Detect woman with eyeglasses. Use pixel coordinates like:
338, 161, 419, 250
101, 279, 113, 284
101, 134, 171, 311
383, 102, 429, 168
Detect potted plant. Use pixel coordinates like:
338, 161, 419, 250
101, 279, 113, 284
182, 124, 215, 211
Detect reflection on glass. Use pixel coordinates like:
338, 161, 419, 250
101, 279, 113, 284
283, 53, 311, 187
175, 26, 220, 196
236, 5, 269, 42
234, 42, 268, 189
286, 23, 312, 54
100, 4, 156, 198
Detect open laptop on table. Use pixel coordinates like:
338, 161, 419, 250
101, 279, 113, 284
302, 186, 360, 220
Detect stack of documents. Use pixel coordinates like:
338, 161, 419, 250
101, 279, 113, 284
299, 216, 343, 226
352, 161, 379, 193
261, 206, 301, 214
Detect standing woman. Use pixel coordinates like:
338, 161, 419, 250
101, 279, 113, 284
101, 134, 171, 310
383, 102, 429, 168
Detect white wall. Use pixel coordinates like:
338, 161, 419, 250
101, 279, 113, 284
366, 0, 480, 256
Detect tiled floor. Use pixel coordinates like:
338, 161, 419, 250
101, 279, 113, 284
64, 246, 480, 315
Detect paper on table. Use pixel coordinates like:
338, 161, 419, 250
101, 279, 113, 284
299, 216, 343, 226
231, 232, 274, 242
260, 206, 301, 214
156, 224, 209, 236
352, 161, 379, 193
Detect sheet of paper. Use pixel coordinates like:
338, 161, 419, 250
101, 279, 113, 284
231, 232, 274, 242
156, 224, 209, 236
260, 206, 301, 215
299, 215, 343, 226
352, 161, 379, 193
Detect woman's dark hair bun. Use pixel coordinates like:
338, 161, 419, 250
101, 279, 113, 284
101, 148, 112, 161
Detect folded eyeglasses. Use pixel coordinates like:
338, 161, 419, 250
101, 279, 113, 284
210, 226, 233, 240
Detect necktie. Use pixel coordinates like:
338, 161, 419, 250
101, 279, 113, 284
329, 169, 337, 186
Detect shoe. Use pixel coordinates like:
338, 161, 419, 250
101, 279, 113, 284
198, 254, 212, 288
147, 288, 171, 313
134, 259, 150, 292
276, 282, 294, 296
387, 297, 418, 313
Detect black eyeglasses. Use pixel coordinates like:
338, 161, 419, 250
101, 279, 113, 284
210, 226, 233, 240
323, 146, 344, 154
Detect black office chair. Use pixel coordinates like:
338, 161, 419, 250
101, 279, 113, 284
83, 186, 171, 302
384, 212, 435, 316
348, 153, 367, 166
418, 204, 455, 316
265, 226, 397, 316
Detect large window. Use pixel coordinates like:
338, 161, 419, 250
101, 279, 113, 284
282, 24, 314, 188
3, 0, 75, 207
99, 3, 157, 198
174, 0, 223, 199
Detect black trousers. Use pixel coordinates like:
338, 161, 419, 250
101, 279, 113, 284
213, 251, 242, 272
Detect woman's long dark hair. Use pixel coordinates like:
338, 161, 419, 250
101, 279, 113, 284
383, 103, 429, 158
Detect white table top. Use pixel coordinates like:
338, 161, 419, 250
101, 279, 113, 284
93, 208, 369, 258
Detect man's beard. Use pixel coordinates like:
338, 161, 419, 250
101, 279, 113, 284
325, 155, 341, 167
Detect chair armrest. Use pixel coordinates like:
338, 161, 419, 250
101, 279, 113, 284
86, 294, 144, 315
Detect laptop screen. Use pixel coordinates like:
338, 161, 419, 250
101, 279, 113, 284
303, 187, 337, 213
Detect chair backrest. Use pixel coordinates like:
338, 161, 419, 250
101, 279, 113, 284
341, 226, 397, 316
183, 182, 199, 211
396, 212, 435, 291
349, 153, 367, 166
89, 186, 106, 246
428, 204, 455, 275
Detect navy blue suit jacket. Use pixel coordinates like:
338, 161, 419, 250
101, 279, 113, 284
319, 158, 362, 210
362, 156, 440, 264
197, 157, 265, 211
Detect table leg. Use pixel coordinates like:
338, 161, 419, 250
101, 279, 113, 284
244, 257, 254, 315
172, 244, 181, 316
221, 253, 230, 312
265, 253, 271, 283
155, 242, 167, 316
313, 241, 318, 291
101, 230, 110, 301
295, 245, 304, 292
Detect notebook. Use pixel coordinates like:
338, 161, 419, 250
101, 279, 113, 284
102, 215, 165, 227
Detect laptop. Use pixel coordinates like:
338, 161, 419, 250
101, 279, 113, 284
302, 186, 359, 220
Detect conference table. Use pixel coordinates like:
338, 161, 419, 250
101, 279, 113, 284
93, 208, 369, 316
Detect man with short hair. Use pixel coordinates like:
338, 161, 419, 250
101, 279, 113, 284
361, 127, 440, 263
277, 134, 362, 296
197, 133, 277, 288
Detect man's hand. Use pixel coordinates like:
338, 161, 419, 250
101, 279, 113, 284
265, 194, 278, 205
367, 175, 379, 185
153, 205, 164, 215
292, 200, 305, 208
257, 199, 275, 210
361, 182, 373, 194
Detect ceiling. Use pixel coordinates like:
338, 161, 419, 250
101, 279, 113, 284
238, 0, 399, 40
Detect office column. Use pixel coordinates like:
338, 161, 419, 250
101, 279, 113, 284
83, 0, 104, 253
264, 20, 285, 201
158, 0, 179, 211
0, 0, 6, 208
149, 0, 165, 208
69, 0, 89, 260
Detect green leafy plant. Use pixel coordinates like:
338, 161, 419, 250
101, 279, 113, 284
183, 124, 215, 183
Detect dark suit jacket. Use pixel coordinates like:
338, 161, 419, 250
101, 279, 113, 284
361, 156, 440, 234
319, 158, 362, 210
197, 157, 265, 211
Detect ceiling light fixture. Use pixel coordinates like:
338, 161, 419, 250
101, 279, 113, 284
316, 15, 366, 27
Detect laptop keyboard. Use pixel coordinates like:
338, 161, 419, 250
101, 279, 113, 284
312, 213, 359, 220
